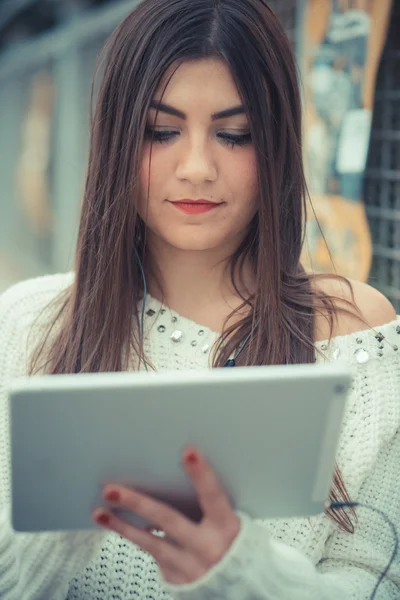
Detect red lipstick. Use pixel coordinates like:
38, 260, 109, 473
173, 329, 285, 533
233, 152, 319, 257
169, 199, 223, 215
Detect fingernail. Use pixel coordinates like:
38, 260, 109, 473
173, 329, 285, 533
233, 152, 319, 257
185, 450, 198, 465
105, 490, 120, 503
96, 512, 111, 526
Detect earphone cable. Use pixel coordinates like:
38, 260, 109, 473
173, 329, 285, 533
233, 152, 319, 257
134, 247, 150, 371
330, 501, 398, 599
224, 319, 260, 367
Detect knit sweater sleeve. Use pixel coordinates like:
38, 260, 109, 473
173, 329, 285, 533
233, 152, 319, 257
0, 276, 107, 600
161, 324, 400, 600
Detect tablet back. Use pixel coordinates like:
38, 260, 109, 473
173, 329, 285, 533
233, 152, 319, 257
8, 363, 351, 532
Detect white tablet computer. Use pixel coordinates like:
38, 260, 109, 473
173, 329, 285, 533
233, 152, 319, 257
8, 363, 351, 533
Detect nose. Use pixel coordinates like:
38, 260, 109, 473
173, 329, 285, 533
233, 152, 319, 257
175, 138, 217, 184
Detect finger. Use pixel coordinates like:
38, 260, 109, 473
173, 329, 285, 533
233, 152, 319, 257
93, 508, 205, 584
93, 508, 178, 566
102, 484, 201, 551
183, 448, 234, 526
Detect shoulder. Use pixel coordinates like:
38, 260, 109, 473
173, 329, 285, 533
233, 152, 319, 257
311, 274, 397, 341
0, 271, 74, 331
0, 272, 73, 380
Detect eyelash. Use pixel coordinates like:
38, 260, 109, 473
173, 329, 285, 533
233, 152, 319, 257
144, 128, 252, 148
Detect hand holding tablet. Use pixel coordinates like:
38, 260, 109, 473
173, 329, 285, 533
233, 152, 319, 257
93, 446, 242, 585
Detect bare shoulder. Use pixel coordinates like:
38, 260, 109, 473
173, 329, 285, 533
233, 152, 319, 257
310, 274, 397, 342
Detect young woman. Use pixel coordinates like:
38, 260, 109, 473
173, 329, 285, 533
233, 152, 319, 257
0, 1, 399, 598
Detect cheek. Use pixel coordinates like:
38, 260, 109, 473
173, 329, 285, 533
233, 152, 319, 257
229, 151, 258, 210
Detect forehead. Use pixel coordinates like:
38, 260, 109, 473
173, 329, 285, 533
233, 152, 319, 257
155, 58, 242, 107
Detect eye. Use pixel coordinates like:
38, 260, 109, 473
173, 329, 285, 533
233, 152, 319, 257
144, 128, 252, 148
144, 128, 179, 144
217, 132, 252, 149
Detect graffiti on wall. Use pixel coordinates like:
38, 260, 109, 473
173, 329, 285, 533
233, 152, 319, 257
301, 0, 392, 280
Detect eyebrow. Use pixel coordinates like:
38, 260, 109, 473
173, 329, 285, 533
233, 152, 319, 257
149, 100, 246, 121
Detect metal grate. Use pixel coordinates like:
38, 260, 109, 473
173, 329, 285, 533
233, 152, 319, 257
364, 1, 400, 312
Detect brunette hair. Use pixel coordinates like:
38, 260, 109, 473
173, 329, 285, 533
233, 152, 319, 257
30, 0, 363, 533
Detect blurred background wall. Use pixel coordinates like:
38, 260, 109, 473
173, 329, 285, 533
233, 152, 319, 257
0, 0, 399, 310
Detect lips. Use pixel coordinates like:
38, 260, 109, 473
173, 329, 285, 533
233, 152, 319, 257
169, 199, 223, 215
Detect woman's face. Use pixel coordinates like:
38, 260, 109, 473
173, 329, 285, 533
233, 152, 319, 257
139, 58, 258, 255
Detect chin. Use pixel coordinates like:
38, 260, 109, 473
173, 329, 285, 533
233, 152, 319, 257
162, 231, 229, 252
168, 239, 225, 252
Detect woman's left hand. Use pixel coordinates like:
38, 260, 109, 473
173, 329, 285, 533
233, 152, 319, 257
92, 447, 241, 586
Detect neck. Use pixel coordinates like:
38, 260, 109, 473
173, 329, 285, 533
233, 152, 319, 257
144, 238, 255, 332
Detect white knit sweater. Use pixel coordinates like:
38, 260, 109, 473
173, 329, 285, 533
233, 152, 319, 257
0, 272, 399, 600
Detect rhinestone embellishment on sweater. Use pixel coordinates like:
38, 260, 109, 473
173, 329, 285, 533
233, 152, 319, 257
152, 304, 212, 350
354, 348, 369, 364
170, 330, 184, 343
146, 304, 398, 362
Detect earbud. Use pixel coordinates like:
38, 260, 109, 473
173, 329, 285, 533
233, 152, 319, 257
223, 320, 259, 368
224, 359, 236, 367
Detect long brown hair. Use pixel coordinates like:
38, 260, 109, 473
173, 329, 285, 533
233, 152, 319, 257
29, 0, 362, 533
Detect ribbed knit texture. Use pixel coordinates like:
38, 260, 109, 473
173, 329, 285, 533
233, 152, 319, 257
0, 272, 399, 599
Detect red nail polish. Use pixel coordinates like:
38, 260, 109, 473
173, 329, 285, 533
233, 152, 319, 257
96, 512, 110, 526
186, 450, 198, 465
105, 490, 120, 503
